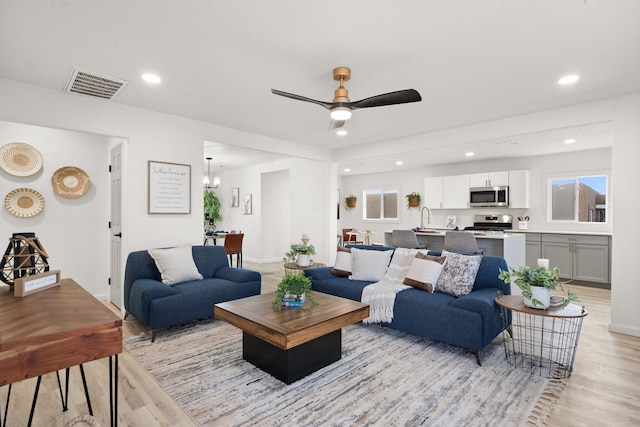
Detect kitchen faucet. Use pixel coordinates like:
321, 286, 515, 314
420, 206, 431, 229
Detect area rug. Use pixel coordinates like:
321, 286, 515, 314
124, 320, 565, 426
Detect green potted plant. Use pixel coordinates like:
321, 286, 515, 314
344, 194, 357, 211
203, 188, 222, 230
498, 265, 578, 309
283, 243, 316, 267
405, 192, 421, 208
273, 271, 318, 310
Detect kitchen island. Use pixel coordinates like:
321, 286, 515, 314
384, 230, 525, 271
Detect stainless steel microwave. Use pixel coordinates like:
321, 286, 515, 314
469, 186, 509, 207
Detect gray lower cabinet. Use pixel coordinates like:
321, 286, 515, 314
540, 234, 610, 284
525, 233, 542, 268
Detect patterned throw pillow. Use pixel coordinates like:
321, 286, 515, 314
436, 250, 482, 297
331, 247, 352, 277
403, 253, 447, 293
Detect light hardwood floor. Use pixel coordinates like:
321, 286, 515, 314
2, 261, 639, 426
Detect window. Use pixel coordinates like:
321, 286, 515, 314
363, 189, 398, 220
549, 175, 607, 223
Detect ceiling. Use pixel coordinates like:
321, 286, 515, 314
1, 1, 638, 175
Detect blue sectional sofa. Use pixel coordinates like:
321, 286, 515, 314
124, 245, 261, 341
304, 245, 510, 364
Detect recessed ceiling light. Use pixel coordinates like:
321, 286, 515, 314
496, 140, 518, 146
142, 73, 162, 84
395, 161, 403, 166
344, 168, 351, 172
564, 138, 576, 144
558, 74, 580, 85
465, 152, 474, 157
336, 129, 348, 136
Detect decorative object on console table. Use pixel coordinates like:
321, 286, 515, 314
405, 192, 421, 209
498, 264, 578, 309
0, 233, 50, 290
273, 271, 317, 310
344, 194, 356, 211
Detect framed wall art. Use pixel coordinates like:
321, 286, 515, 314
148, 161, 191, 214
242, 194, 252, 215
230, 187, 239, 207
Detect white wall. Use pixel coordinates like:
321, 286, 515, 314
214, 157, 333, 265
0, 121, 109, 297
0, 78, 332, 300
610, 94, 640, 337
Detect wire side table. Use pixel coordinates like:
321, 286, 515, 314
283, 262, 325, 275
496, 295, 587, 379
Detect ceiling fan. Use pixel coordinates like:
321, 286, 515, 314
271, 67, 421, 131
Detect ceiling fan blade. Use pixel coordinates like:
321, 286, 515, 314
328, 119, 346, 132
348, 89, 422, 110
271, 89, 334, 110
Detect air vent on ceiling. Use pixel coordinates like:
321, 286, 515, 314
64, 68, 130, 100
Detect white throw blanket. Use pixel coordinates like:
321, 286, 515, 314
361, 248, 419, 324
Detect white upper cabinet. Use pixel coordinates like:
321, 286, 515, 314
469, 171, 509, 188
424, 176, 444, 209
443, 174, 470, 208
508, 170, 530, 208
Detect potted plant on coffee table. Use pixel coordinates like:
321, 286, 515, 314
273, 272, 318, 310
283, 243, 316, 267
498, 265, 578, 309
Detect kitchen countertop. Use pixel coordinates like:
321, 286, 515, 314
386, 230, 524, 240
506, 229, 612, 237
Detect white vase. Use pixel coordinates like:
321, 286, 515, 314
523, 286, 551, 309
297, 254, 311, 267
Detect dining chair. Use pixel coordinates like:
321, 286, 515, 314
443, 231, 483, 254
342, 228, 363, 246
223, 233, 244, 267
392, 229, 427, 249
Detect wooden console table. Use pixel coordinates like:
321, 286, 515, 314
0, 278, 122, 426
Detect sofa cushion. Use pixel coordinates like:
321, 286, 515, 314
148, 244, 203, 285
331, 247, 352, 277
403, 253, 447, 293
350, 247, 394, 282
436, 250, 482, 297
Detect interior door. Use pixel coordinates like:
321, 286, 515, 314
109, 144, 123, 308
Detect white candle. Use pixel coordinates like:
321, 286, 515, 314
301, 232, 309, 240
537, 258, 549, 269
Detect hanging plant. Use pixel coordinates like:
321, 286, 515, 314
406, 192, 421, 209
344, 195, 357, 211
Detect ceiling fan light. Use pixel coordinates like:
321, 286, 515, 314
330, 107, 352, 121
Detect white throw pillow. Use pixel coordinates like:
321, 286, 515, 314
331, 247, 352, 277
349, 248, 394, 282
403, 253, 447, 293
148, 244, 203, 285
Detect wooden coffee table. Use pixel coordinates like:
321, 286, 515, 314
214, 291, 369, 384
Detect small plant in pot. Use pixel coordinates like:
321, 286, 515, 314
283, 243, 316, 267
405, 192, 421, 209
344, 195, 357, 211
273, 272, 318, 310
498, 265, 578, 309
